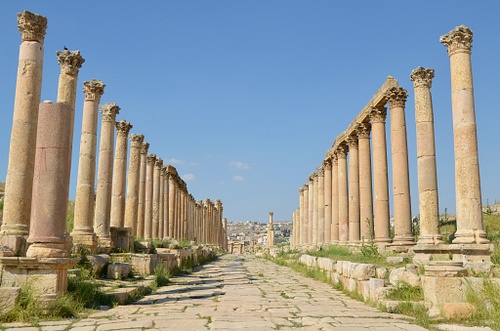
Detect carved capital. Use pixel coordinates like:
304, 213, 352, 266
56, 50, 85, 76
347, 134, 358, 149
317, 166, 324, 177
440, 25, 473, 56
140, 142, 150, 154
331, 153, 338, 165
356, 122, 371, 139
369, 106, 387, 123
115, 120, 132, 137
410, 67, 435, 89
385, 87, 408, 108
100, 102, 120, 121
308, 174, 315, 183
155, 157, 163, 169
322, 158, 332, 170
147, 154, 157, 165
83, 79, 105, 101
336, 143, 349, 159
130, 133, 144, 147
17, 10, 47, 43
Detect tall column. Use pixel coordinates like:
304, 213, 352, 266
317, 167, 325, 244
410, 67, 443, 245
331, 154, 340, 241
26, 101, 72, 258
94, 103, 120, 246
144, 154, 156, 240
1, 11, 47, 254
162, 166, 170, 239
440, 25, 488, 244
347, 134, 360, 242
386, 87, 414, 245
152, 157, 163, 239
124, 134, 144, 234
311, 173, 319, 244
110, 120, 133, 228
298, 186, 305, 245
370, 106, 391, 243
337, 144, 349, 243
136, 141, 149, 238
167, 170, 176, 239
323, 159, 332, 243
307, 176, 314, 244
301, 185, 309, 244
267, 212, 275, 247
72, 79, 105, 249
357, 123, 374, 241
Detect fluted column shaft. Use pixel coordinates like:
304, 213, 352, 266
302, 185, 309, 244
317, 168, 325, 244
348, 135, 360, 242
152, 158, 162, 239
144, 154, 156, 240
307, 177, 314, 244
168, 175, 176, 238
162, 167, 169, 239
331, 155, 339, 241
136, 142, 149, 238
2, 11, 47, 252
387, 87, 414, 245
124, 134, 144, 235
323, 160, 332, 243
440, 25, 487, 244
337, 144, 349, 243
357, 123, 374, 241
370, 107, 391, 243
110, 120, 132, 228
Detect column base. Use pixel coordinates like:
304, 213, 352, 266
71, 231, 98, 254
416, 234, 444, 246
26, 242, 69, 258
452, 229, 489, 244
97, 236, 113, 254
0, 234, 28, 256
448, 242, 493, 272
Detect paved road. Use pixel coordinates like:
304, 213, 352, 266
2, 254, 430, 331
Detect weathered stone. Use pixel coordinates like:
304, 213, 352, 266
0, 287, 20, 315
317, 257, 336, 272
85, 254, 110, 276
107, 263, 132, 280
442, 302, 475, 320
389, 268, 421, 287
351, 263, 376, 280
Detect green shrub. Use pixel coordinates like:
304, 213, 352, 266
153, 264, 171, 287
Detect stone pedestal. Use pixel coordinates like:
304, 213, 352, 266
110, 227, 133, 252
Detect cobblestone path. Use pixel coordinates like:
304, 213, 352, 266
1, 254, 430, 331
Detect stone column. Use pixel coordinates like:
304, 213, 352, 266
94, 103, 120, 246
136, 141, 149, 238
440, 25, 488, 244
311, 173, 319, 244
317, 167, 325, 244
124, 134, 144, 235
162, 166, 170, 239
347, 134, 360, 242
331, 153, 340, 241
410, 67, 443, 245
1, 11, 47, 254
323, 159, 332, 243
144, 154, 156, 240
301, 185, 309, 244
386, 87, 414, 245
307, 176, 314, 244
110, 120, 133, 228
167, 170, 177, 239
26, 101, 72, 258
267, 212, 275, 247
72, 80, 105, 249
152, 157, 163, 239
337, 144, 349, 243
158, 168, 165, 240
370, 106, 391, 243
357, 123, 374, 241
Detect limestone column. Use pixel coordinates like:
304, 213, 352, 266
136, 141, 149, 238
440, 25, 488, 244
299, 185, 306, 245
167, 170, 177, 238
301, 185, 309, 244
26, 101, 72, 258
317, 167, 325, 244
152, 157, 163, 239
94, 103, 120, 246
223, 218, 228, 251
72, 79, 105, 249
310, 173, 318, 244
386, 87, 414, 245
331, 153, 340, 241
307, 176, 314, 244
1, 11, 47, 254
410, 67, 443, 245
347, 134, 360, 242
162, 166, 170, 239
323, 159, 332, 243
144, 153, 156, 240
110, 120, 133, 228
370, 106, 391, 243
124, 134, 144, 235
267, 212, 275, 247
357, 123, 374, 241
337, 143, 349, 243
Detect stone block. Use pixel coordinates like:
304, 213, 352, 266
386, 256, 405, 264
85, 254, 110, 276
421, 275, 466, 317
131, 254, 159, 275
351, 263, 376, 280
107, 263, 132, 280
299, 254, 317, 268
442, 302, 475, 320
376, 267, 388, 279
0, 287, 20, 315
389, 268, 421, 287
317, 257, 336, 272
369, 277, 385, 301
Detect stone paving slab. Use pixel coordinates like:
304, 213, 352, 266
0, 254, 492, 331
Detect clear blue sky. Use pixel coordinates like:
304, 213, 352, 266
1, 1, 499, 224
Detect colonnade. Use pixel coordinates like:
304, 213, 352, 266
0, 10, 227, 258
292, 25, 489, 254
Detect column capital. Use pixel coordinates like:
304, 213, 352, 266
369, 106, 387, 123
17, 10, 47, 43
115, 120, 132, 137
130, 133, 144, 147
56, 50, 85, 76
299, 185, 307, 193
385, 87, 408, 108
336, 143, 349, 159
317, 166, 324, 176
440, 25, 473, 56
308, 174, 315, 183
322, 158, 332, 170
347, 134, 358, 149
410, 67, 435, 88
83, 79, 105, 101
140, 141, 150, 154
356, 122, 371, 139
155, 157, 163, 169
147, 154, 157, 165
100, 102, 120, 121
